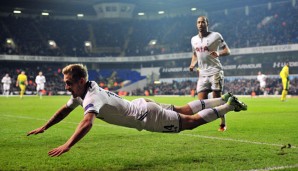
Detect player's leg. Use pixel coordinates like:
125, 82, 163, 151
213, 90, 227, 131
20, 85, 25, 98
173, 92, 232, 115
211, 71, 227, 132
281, 78, 289, 101
145, 92, 232, 115
5, 87, 9, 97
3, 85, 8, 97
180, 96, 247, 131
36, 85, 40, 96
143, 98, 174, 110
39, 85, 44, 99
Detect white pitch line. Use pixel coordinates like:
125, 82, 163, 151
180, 133, 297, 149
238, 164, 298, 171
1, 114, 297, 149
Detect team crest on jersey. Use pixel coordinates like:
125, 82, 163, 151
84, 103, 94, 111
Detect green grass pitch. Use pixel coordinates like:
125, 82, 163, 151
0, 95, 297, 171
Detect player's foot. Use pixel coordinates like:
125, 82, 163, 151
218, 124, 227, 132
227, 96, 247, 112
221, 92, 233, 102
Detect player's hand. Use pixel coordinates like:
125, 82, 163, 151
209, 51, 219, 58
189, 66, 194, 72
48, 144, 70, 157
27, 127, 45, 136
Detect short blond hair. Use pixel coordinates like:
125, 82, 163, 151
62, 64, 88, 81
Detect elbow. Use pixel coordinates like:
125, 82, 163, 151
226, 49, 231, 55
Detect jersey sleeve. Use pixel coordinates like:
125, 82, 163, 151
66, 97, 81, 109
217, 33, 227, 49
82, 92, 101, 115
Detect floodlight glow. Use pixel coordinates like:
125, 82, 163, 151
6, 38, 13, 44
138, 12, 145, 16
158, 11, 165, 14
77, 14, 84, 17
48, 40, 55, 46
84, 41, 91, 47
42, 12, 49, 16
154, 81, 161, 84
191, 8, 197, 11
149, 39, 157, 45
13, 10, 21, 14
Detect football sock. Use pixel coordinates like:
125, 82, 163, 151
281, 90, 287, 101
188, 98, 225, 113
220, 116, 226, 125
198, 104, 233, 123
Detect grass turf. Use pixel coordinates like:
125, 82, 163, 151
0, 95, 297, 171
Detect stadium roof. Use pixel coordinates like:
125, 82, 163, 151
0, 0, 274, 17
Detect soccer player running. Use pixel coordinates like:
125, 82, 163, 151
27, 64, 247, 157
16, 71, 28, 99
257, 71, 267, 95
35, 71, 46, 98
189, 16, 231, 132
279, 62, 290, 101
1, 73, 12, 97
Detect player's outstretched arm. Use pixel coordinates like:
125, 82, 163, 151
189, 52, 198, 71
27, 105, 73, 136
48, 112, 96, 157
27, 127, 46, 135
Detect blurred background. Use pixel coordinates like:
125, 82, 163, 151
0, 0, 297, 96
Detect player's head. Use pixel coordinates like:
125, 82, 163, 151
62, 64, 88, 98
258, 71, 261, 75
21, 71, 25, 74
197, 16, 209, 32
39, 71, 43, 76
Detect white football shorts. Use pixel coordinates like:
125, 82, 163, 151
143, 102, 181, 133
196, 71, 224, 93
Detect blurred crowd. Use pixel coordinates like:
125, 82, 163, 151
139, 77, 298, 96
0, 62, 143, 95
1, 61, 298, 96
0, 1, 297, 57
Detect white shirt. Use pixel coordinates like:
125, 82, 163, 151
191, 32, 227, 76
66, 81, 147, 131
2, 76, 11, 86
35, 75, 46, 85
257, 74, 267, 88
257, 74, 267, 83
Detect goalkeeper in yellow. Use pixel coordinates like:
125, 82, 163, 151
279, 62, 290, 101
16, 71, 28, 98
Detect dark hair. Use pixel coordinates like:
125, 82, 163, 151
198, 16, 209, 25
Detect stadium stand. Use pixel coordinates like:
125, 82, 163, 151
0, 1, 297, 57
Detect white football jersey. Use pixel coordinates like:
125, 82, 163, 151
35, 75, 46, 85
191, 32, 227, 76
2, 76, 11, 85
66, 81, 148, 131
257, 74, 267, 83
